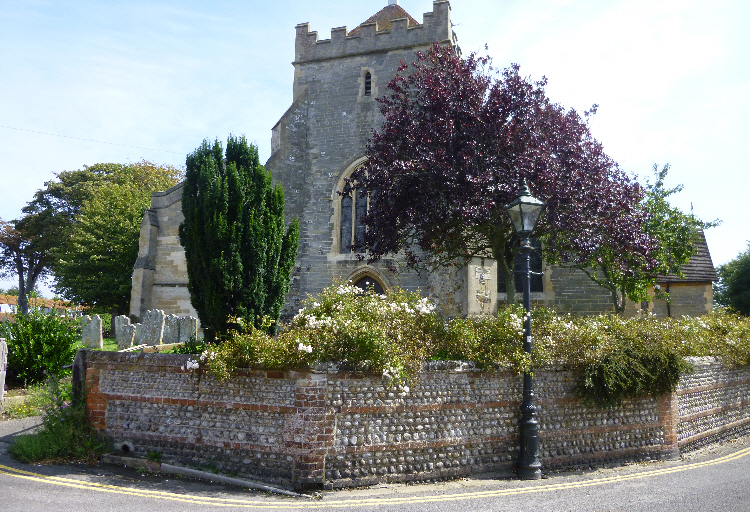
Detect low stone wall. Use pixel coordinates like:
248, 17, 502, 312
83, 352, 750, 489
675, 357, 750, 450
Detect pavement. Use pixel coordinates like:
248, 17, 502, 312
0, 414, 43, 455
2, 413, 750, 503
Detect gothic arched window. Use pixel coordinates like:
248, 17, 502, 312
340, 186, 374, 253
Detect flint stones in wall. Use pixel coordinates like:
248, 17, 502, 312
81, 315, 103, 349
141, 309, 166, 346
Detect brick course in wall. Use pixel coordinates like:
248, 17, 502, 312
83, 352, 750, 490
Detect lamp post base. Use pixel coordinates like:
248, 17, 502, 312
517, 464, 542, 480
518, 371, 542, 480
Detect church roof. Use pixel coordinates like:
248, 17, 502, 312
348, 3, 421, 36
658, 230, 718, 283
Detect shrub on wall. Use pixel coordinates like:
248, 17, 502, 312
199, 283, 438, 384
185, 282, 750, 408
0, 310, 80, 386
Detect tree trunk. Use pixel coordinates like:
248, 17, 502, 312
14, 254, 44, 316
495, 249, 517, 306
610, 282, 627, 316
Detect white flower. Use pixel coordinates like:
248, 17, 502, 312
183, 358, 199, 371
298, 342, 313, 353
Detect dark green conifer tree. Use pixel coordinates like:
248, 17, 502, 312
179, 135, 299, 340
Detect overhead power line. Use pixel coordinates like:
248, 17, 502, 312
0, 125, 184, 154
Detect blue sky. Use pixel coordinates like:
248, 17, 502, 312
1, 0, 748, 295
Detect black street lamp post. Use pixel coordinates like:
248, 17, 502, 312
505, 178, 546, 480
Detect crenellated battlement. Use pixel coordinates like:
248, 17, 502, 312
294, 1, 454, 64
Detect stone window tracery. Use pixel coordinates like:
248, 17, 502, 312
339, 178, 373, 254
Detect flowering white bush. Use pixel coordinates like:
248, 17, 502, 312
188, 281, 750, 405
289, 281, 440, 384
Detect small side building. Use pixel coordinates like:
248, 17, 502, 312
651, 231, 717, 317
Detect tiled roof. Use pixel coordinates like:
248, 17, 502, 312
348, 4, 420, 36
658, 230, 718, 283
0, 294, 81, 310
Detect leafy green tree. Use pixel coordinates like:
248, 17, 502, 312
0, 215, 54, 315
716, 244, 750, 315
563, 164, 717, 314
179, 135, 299, 341
23, 160, 181, 314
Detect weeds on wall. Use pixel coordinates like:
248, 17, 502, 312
179, 281, 750, 409
10, 374, 109, 463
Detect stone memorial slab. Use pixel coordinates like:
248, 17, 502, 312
178, 316, 198, 343
163, 314, 180, 345
118, 324, 137, 350
114, 315, 131, 345
141, 309, 165, 346
81, 314, 103, 349
134, 323, 143, 345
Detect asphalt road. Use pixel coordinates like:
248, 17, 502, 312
2, 416, 749, 512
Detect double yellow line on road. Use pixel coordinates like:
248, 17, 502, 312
2, 445, 750, 509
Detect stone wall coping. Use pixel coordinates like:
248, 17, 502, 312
86, 351, 525, 377
683, 356, 723, 367
85, 351, 746, 383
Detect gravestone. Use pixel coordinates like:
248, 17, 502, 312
163, 314, 180, 345
114, 315, 131, 347
119, 324, 137, 350
81, 315, 103, 349
178, 316, 198, 343
134, 323, 143, 345
141, 309, 165, 346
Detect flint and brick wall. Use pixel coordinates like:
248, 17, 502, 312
84, 352, 750, 489
675, 357, 750, 450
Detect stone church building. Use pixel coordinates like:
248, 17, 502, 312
129, 1, 716, 325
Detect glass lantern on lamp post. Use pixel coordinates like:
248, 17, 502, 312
505, 177, 546, 480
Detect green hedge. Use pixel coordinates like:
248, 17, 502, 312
0, 310, 81, 386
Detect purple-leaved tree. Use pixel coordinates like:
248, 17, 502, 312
346, 44, 657, 305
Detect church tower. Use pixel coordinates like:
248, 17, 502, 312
266, 1, 456, 315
